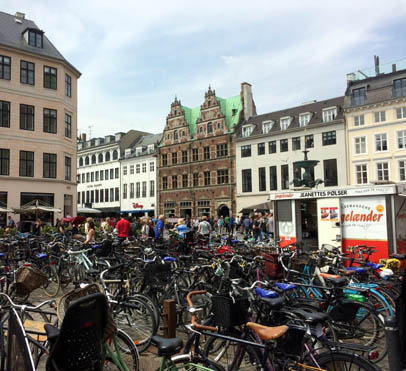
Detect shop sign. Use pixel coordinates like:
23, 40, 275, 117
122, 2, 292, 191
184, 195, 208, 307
132, 202, 143, 209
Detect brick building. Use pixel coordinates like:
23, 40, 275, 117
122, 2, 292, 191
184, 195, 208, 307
158, 83, 255, 219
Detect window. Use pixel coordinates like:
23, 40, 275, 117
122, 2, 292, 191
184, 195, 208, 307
299, 114, 310, 127
0, 149, 9, 175
142, 181, 147, 197
262, 121, 273, 133
0, 101, 10, 128
376, 162, 389, 181
105, 152, 110, 161
192, 148, 199, 161
241, 145, 251, 157
281, 164, 289, 189
269, 141, 276, 154
43, 153, 56, 178
354, 115, 365, 126
393, 78, 406, 98
270, 166, 277, 190
322, 108, 337, 122
182, 151, 188, 163
207, 122, 213, 133
91, 155, 96, 165
100, 170, 104, 180
95, 190, 99, 203
172, 152, 177, 165
216, 143, 228, 157
79, 158, 83, 167
130, 165, 134, 174
204, 171, 210, 186
19, 151, 34, 177
293, 163, 302, 181
105, 169, 108, 180
65, 156, 71, 181
280, 117, 290, 130
110, 169, 114, 179
258, 143, 265, 155
123, 166, 127, 175
95, 171, 99, 181
44, 66, 57, 89
28, 30, 43, 48
174, 130, 178, 140
217, 169, 228, 184
114, 168, 118, 178
397, 107, 406, 119
351, 87, 366, 106
356, 164, 368, 184
193, 173, 199, 187
77, 192, 80, 204
128, 183, 133, 198
136, 164, 140, 173
375, 133, 388, 152
64, 114, 72, 138
258, 167, 266, 191
150, 180, 155, 196
20, 61, 34, 85
91, 190, 94, 203
91, 172, 94, 182
20, 104, 34, 131
305, 134, 314, 148
99, 189, 104, 202
136, 182, 140, 197
112, 150, 118, 160
0, 56, 11, 80
355, 137, 367, 154
204, 146, 210, 160
374, 111, 386, 123
280, 139, 288, 152
322, 131, 336, 146
85, 156, 89, 166
172, 175, 178, 189
398, 131, 406, 149
323, 159, 338, 186
105, 189, 109, 202
292, 137, 301, 150
182, 173, 188, 188
81, 173, 85, 183
242, 126, 253, 137
43, 108, 57, 133
162, 154, 167, 166
242, 169, 252, 192
65, 74, 71, 97
199, 126, 204, 133
115, 188, 119, 202
399, 160, 406, 181
141, 163, 146, 173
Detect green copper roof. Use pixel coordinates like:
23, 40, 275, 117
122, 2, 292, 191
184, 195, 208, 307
181, 95, 242, 136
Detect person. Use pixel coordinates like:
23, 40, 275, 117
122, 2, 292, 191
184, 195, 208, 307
173, 218, 189, 238
267, 213, 274, 239
84, 221, 95, 244
115, 214, 131, 244
243, 216, 250, 236
253, 213, 264, 242
235, 215, 241, 234
141, 217, 150, 238
101, 217, 110, 234
7, 215, 15, 228
57, 220, 65, 235
228, 215, 235, 235
218, 216, 224, 235
32, 218, 42, 236
154, 215, 165, 240
85, 217, 93, 234
197, 215, 211, 236
71, 223, 79, 235
224, 215, 230, 233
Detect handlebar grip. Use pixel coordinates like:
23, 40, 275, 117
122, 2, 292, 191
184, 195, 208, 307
186, 290, 218, 332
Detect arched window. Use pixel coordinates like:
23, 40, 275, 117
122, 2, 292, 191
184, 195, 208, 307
199, 126, 203, 133
112, 150, 118, 160
98, 153, 103, 163
79, 157, 83, 167
85, 156, 89, 166
105, 152, 111, 162
207, 122, 213, 134
174, 130, 178, 140
91, 154, 96, 164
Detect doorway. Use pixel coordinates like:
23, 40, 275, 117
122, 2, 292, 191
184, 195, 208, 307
218, 205, 229, 218
300, 200, 318, 249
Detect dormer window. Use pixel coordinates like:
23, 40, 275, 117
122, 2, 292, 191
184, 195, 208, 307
322, 107, 337, 123
24, 29, 43, 48
262, 121, 273, 134
280, 117, 291, 130
242, 125, 254, 138
299, 113, 311, 127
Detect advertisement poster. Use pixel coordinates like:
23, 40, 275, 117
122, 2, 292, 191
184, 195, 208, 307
320, 207, 338, 221
340, 196, 388, 261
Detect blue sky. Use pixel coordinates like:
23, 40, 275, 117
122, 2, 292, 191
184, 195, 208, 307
2, 0, 406, 137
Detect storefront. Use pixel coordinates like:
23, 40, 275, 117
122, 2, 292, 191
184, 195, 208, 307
270, 184, 405, 261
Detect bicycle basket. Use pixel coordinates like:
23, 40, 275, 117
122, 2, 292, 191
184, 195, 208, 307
144, 263, 172, 287
16, 266, 47, 295
211, 294, 249, 327
329, 302, 359, 322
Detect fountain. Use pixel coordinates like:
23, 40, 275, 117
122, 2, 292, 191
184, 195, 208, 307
291, 149, 323, 188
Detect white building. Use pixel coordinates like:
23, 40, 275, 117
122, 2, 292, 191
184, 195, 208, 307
76, 130, 148, 216
235, 97, 348, 214
120, 134, 161, 217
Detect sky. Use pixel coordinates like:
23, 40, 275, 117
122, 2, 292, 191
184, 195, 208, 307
2, 0, 406, 137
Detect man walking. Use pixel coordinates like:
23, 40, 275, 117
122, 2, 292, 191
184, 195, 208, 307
154, 215, 165, 240
116, 214, 131, 244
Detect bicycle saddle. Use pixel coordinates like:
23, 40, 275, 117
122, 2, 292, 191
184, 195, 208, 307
246, 322, 288, 341
151, 335, 183, 356
258, 296, 285, 308
289, 309, 328, 324
320, 273, 347, 286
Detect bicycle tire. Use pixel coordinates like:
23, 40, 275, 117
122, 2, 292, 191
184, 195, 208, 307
129, 294, 160, 333
314, 351, 380, 371
42, 264, 60, 297
104, 329, 139, 370
156, 354, 225, 371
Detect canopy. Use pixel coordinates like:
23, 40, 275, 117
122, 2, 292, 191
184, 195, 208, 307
0, 207, 12, 213
13, 199, 61, 214
239, 201, 273, 213
77, 207, 102, 215
62, 216, 86, 224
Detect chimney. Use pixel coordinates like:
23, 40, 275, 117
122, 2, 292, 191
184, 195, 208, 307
241, 82, 256, 121
15, 12, 25, 23
81, 133, 87, 142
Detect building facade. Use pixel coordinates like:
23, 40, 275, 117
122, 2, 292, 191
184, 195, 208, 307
344, 60, 406, 186
158, 83, 255, 219
235, 97, 347, 213
120, 134, 161, 217
77, 130, 148, 216
0, 11, 80, 224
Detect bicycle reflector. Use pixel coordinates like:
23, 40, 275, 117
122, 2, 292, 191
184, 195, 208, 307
368, 350, 379, 361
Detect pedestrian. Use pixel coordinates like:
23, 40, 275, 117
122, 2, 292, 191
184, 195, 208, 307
253, 213, 264, 242
84, 221, 95, 244
115, 214, 131, 244
243, 216, 250, 236
267, 213, 274, 239
57, 219, 65, 235
229, 215, 235, 235
235, 215, 241, 234
141, 217, 150, 238
218, 216, 224, 235
224, 215, 230, 233
32, 218, 42, 236
154, 215, 165, 240
198, 215, 211, 236
7, 215, 15, 228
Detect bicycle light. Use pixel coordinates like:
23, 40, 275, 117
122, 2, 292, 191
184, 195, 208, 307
368, 350, 379, 361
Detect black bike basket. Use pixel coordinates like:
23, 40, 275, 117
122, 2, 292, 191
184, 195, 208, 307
211, 295, 249, 327
144, 263, 172, 287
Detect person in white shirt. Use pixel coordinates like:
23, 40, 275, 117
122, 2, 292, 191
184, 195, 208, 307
198, 215, 211, 236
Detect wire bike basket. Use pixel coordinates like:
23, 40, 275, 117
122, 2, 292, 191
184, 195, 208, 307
15, 266, 47, 295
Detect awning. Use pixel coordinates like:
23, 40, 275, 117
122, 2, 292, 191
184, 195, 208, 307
239, 201, 273, 213
0, 207, 12, 213
121, 209, 153, 214
13, 199, 61, 214
77, 207, 102, 214
62, 216, 86, 224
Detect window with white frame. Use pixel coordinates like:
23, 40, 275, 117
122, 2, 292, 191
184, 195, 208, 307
356, 164, 368, 184
242, 125, 254, 138
354, 115, 365, 126
280, 117, 290, 130
130, 165, 134, 174
374, 111, 386, 123
396, 107, 406, 119
397, 130, 406, 149
142, 163, 146, 173
136, 164, 140, 173
376, 162, 389, 181
399, 160, 406, 181
354, 137, 367, 154
299, 113, 310, 127
322, 108, 337, 123
150, 162, 154, 172
375, 133, 388, 152
262, 121, 273, 133
123, 166, 127, 175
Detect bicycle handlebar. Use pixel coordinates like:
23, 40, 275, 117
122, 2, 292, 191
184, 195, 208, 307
186, 290, 217, 332
0, 293, 54, 311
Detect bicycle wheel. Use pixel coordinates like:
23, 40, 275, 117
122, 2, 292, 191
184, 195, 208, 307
129, 294, 160, 333
314, 351, 380, 371
42, 265, 60, 297
104, 329, 139, 370
157, 354, 225, 371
